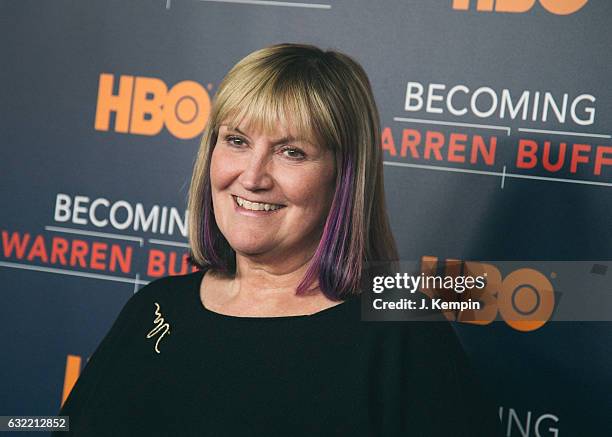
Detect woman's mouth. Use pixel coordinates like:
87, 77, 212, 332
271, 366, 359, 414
232, 195, 286, 212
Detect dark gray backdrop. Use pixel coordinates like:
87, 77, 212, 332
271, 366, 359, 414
2, 1, 611, 435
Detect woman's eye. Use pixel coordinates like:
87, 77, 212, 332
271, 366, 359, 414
225, 135, 245, 147
281, 146, 306, 160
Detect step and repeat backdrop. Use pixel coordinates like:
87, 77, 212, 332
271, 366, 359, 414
2, 0, 611, 435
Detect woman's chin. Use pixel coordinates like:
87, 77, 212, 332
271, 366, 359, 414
229, 240, 277, 257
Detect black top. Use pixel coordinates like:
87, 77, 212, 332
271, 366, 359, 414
55, 269, 502, 436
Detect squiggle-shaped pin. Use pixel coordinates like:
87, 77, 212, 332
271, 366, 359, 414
146, 302, 171, 354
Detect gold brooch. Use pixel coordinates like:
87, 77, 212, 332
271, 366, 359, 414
146, 302, 171, 354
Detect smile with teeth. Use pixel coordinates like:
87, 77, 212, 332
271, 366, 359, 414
234, 195, 285, 211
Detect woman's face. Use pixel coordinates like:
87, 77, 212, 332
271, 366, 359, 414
210, 119, 336, 264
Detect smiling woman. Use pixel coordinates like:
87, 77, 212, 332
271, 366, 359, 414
187, 42, 399, 309
209, 121, 336, 277
55, 43, 502, 436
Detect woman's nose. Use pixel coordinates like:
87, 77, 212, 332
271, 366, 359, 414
237, 152, 274, 191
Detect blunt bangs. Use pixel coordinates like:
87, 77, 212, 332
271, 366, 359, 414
213, 60, 337, 154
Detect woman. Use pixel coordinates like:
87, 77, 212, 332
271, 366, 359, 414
56, 43, 501, 436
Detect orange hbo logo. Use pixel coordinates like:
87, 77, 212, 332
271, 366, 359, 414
452, 0, 588, 15
94, 73, 211, 139
421, 257, 555, 332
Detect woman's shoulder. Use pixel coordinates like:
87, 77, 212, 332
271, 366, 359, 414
139, 269, 203, 295
118, 270, 203, 328
127, 269, 205, 315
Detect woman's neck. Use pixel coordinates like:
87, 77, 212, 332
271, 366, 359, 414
201, 252, 340, 317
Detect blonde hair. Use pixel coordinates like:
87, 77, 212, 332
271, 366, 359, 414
187, 43, 397, 299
